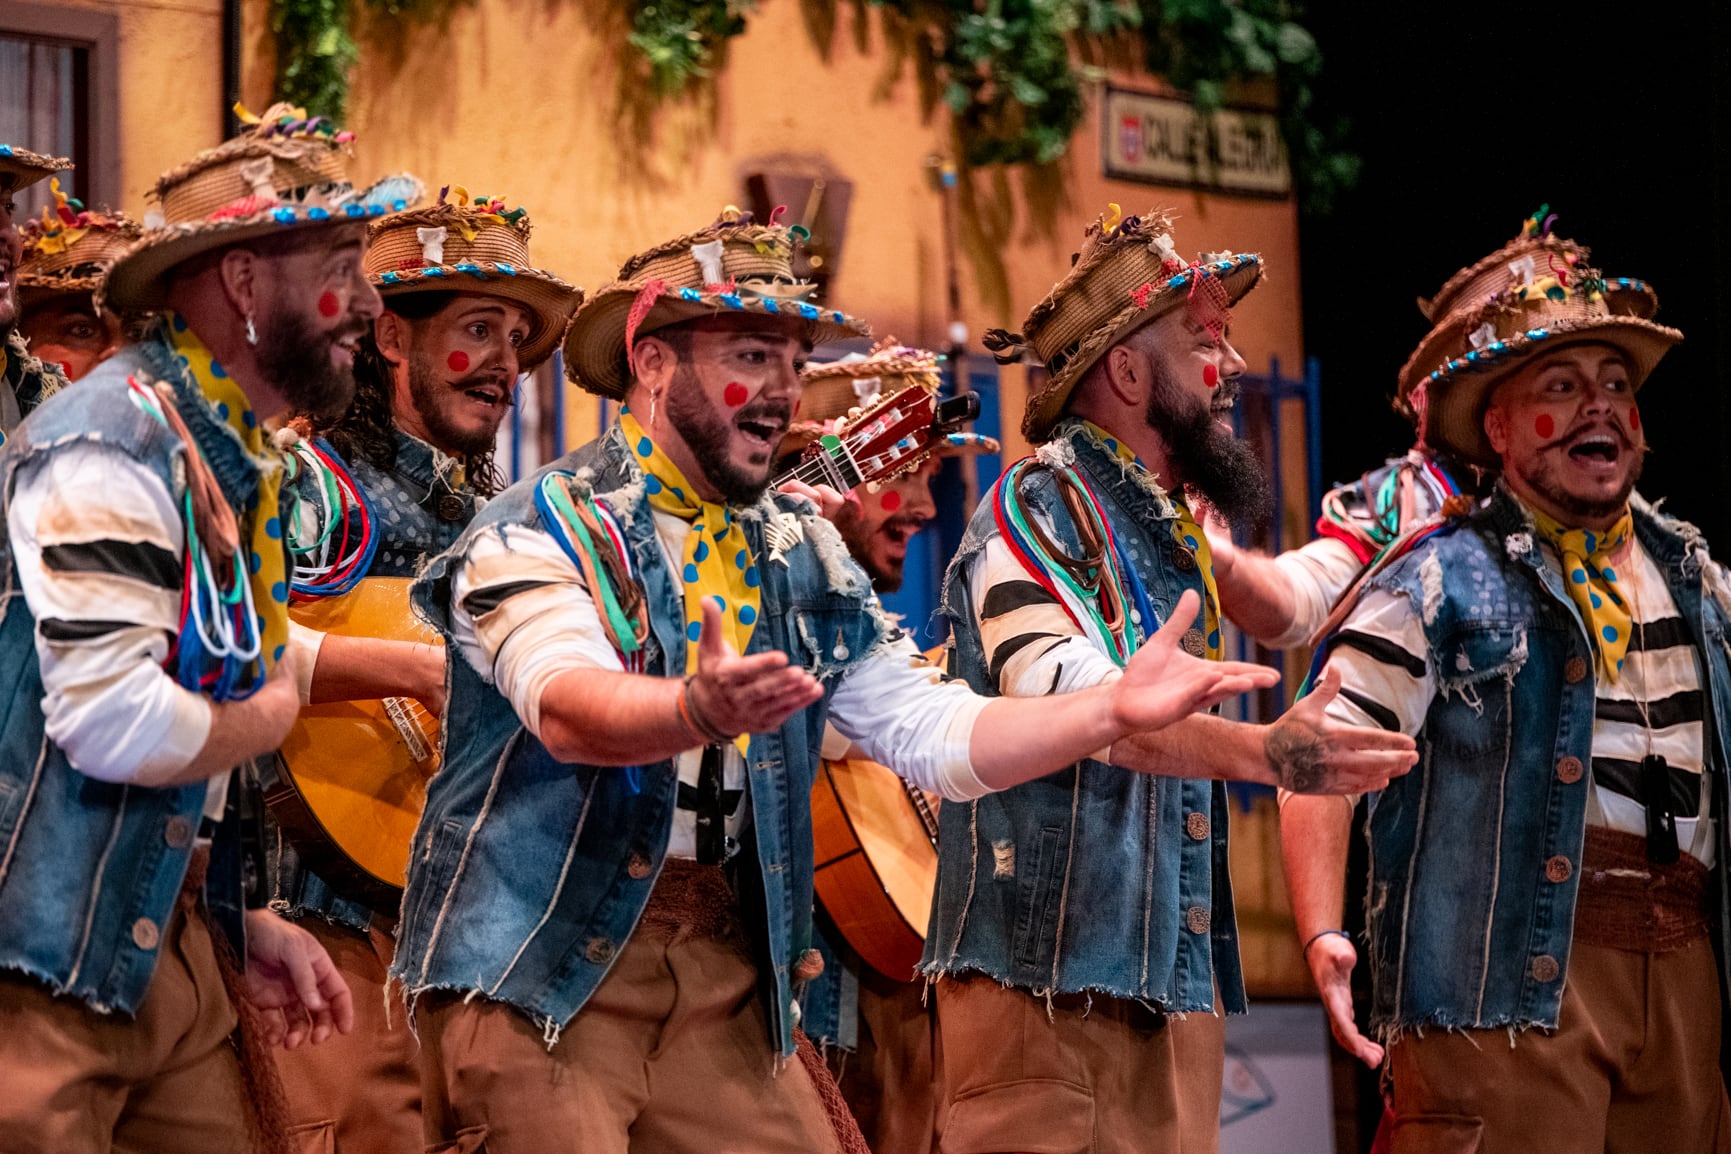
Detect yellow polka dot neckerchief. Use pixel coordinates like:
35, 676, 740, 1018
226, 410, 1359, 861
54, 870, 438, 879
1532, 507, 1634, 683
165, 314, 290, 680
1079, 420, 1222, 659
620, 409, 760, 754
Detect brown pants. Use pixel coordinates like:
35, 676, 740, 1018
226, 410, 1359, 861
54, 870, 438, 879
934, 974, 1225, 1154
0, 892, 251, 1153
415, 862, 846, 1154
1387, 940, 1731, 1153
832, 967, 944, 1154
273, 917, 421, 1154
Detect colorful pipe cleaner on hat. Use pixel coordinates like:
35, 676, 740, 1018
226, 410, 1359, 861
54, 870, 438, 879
620, 408, 760, 753
1531, 507, 1633, 683
1082, 420, 1222, 660
164, 314, 290, 691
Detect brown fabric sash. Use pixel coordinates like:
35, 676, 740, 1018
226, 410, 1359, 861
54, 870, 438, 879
1572, 825, 1711, 953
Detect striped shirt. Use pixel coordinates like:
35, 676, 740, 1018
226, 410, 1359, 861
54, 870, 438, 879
8, 443, 320, 818
1321, 530, 1714, 864
964, 532, 1122, 699
450, 508, 991, 861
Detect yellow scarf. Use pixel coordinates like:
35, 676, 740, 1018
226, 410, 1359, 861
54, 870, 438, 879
166, 314, 290, 674
1081, 420, 1222, 659
620, 410, 760, 752
1532, 507, 1633, 683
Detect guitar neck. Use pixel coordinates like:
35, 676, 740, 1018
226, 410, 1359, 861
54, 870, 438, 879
901, 777, 941, 847
776, 438, 864, 493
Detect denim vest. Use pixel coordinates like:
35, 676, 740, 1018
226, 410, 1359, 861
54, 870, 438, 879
921, 423, 1245, 1014
392, 425, 886, 1055
268, 430, 478, 930
0, 337, 261, 1013
1353, 486, 1731, 1036
1, 327, 68, 439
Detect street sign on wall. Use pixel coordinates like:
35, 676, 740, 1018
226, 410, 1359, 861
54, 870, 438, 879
1103, 85, 1291, 198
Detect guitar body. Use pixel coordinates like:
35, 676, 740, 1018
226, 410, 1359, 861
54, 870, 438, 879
266, 578, 442, 910
811, 734, 943, 978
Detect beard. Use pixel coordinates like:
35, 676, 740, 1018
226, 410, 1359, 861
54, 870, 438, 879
664, 362, 791, 505
255, 305, 360, 421
1145, 362, 1271, 532
832, 499, 922, 592
1518, 449, 1644, 524
407, 348, 507, 458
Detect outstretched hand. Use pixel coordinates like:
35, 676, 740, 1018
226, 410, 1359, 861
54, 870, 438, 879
1308, 931, 1385, 1068
688, 596, 824, 738
1263, 666, 1417, 795
1110, 590, 1281, 734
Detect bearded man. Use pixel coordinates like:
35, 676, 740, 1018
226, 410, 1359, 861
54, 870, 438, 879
269, 187, 580, 1153
0, 106, 401, 1151
928, 209, 1418, 1154
391, 209, 1288, 1154
15, 179, 146, 382
1284, 216, 1731, 1152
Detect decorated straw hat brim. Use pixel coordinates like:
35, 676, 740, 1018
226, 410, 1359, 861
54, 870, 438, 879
1023, 253, 1263, 442
564, 283, 871, 400
1416, 313, 1681, 468
373, 263, 582, 370
100, 177, 421, 314
0, 145, 72, 191
19, 273, 104, 307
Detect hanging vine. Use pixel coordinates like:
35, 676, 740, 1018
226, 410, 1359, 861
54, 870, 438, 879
270, 0, 472, 121
622, 0, 1355, 212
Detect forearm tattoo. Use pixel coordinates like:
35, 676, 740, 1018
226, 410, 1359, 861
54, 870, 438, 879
1265, 722, 1327, 794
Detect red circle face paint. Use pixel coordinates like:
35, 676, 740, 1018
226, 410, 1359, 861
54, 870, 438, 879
317, 291, 339, 318
879, 490, 902, 513
1535, 414, 1555, 439
723, 382, 749, 408
447, 350, 471, 373
1202, 363, 1219, 389
1629, 405, 1640, 431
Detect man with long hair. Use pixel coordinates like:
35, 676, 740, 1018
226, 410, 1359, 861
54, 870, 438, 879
271, 187, 579, 1152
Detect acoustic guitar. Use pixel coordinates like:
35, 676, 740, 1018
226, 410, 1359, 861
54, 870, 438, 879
811, 648, 947, 980
264, 577, 442, 910
266, 384, 978, 909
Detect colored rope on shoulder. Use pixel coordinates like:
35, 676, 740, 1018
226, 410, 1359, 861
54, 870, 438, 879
989, 457, 1146, 667
285, 437, 379, 599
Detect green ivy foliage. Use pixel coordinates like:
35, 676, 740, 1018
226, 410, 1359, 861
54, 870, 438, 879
272, 0, 359, 120
626, 0, 758, 97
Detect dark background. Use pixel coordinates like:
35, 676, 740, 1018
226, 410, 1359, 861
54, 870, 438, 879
1300, 2, 1731, 545
1297, 8, 1729, 1148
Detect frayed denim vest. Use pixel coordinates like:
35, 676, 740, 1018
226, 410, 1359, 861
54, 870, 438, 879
393, 425, 886, 1055
1354, 487, 1731, 1037
920, 424, 1244, 1014
0, 339, 260, 1013
269, 431, 479, 931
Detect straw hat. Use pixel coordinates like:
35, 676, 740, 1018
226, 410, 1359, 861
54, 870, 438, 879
1398, 206, 1680, 466
364, 185, 582, 370
983, 205, 1263, 442
0, 144, 71, 192
18, 179, 143, 307
563, 206, 869, 399
781, 338, 1000, 468
101, 103, 424, 313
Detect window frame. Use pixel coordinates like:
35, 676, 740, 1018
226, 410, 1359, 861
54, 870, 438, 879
0, 0, 120, 210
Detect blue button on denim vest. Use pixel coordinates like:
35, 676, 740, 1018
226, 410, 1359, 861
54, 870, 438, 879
921, 424, 1244, 1014
391, 425, 887, 1056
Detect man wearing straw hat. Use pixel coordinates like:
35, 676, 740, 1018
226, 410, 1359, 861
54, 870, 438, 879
15, 180, 147, 382
1283, 211, 1731, 1151
0, 143, 73, 437
785, 341, 998, 1154
394, 207, 1285, 1153
927, 207, 1419, 1153
0, 105, 416, 1150
268, 183, 580, 1154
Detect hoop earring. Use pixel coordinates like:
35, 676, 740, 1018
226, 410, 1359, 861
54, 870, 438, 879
245, 315, 258, 346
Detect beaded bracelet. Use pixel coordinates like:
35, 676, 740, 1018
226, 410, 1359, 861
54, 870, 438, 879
680, 674, 733, 745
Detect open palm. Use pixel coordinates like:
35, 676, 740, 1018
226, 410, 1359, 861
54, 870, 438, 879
1110, 590, 1280, 734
